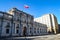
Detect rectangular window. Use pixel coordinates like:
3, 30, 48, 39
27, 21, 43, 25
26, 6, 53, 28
34, 31, 36, 33
38, 31, 39, 33
30, 30, 31, 33
16, 30, 19, 34
17, 17, 20, 21
13, 23, 15, 27
6, 29, 9, 34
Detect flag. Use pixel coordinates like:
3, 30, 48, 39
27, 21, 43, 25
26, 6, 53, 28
24, 5, 29, 8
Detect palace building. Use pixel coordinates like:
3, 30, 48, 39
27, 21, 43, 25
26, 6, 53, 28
0, 8, 48, 37
33, 22, 47, 35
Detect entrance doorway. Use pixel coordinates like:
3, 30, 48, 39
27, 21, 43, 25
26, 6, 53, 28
23, 27, 27, 36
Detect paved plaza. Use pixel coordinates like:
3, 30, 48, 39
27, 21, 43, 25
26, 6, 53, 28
33, 34, 60, 40
0, 34, 60, 40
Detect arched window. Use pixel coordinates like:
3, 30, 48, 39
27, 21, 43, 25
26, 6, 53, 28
16, 24, 19, 34
23, 27, 26, 36
6, 29, 9, 34
5, 22, 10, 34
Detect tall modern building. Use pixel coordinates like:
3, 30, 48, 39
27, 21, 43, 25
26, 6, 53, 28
34, 14, 58, 34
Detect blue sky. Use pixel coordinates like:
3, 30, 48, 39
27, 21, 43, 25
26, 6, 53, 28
0, 0, 60, 24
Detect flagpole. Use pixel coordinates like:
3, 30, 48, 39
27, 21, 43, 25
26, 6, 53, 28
24, 4, 29, 40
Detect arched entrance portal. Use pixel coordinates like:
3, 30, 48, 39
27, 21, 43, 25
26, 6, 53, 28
23, 27, 27, 36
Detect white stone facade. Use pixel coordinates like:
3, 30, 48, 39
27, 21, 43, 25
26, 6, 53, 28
0, 8, 48, 37
33, 22, 47, 35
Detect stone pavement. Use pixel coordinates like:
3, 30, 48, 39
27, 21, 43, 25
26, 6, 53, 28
33, 34, 60, 40
0, 34, 60, 40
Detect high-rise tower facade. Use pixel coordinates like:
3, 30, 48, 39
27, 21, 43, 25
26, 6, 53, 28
34, 14, 58, 34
